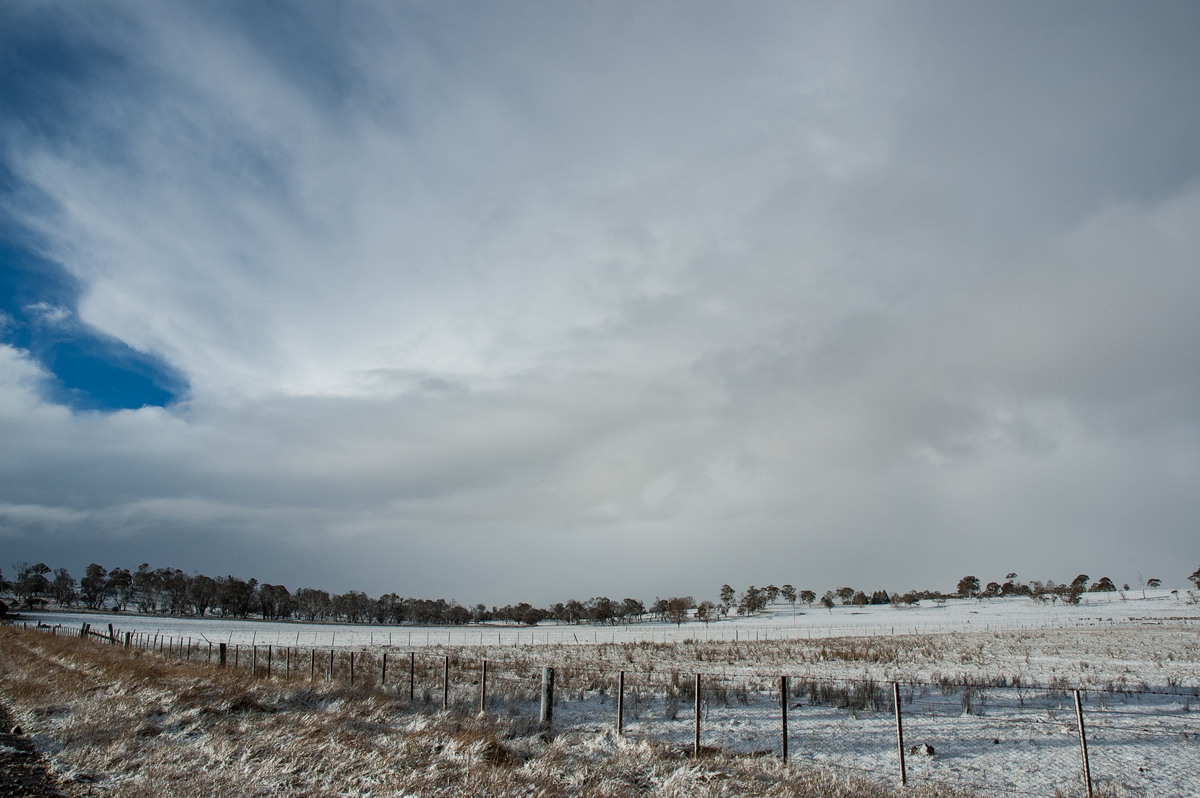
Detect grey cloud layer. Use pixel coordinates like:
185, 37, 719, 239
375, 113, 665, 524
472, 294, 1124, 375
2, 2, 1198, 600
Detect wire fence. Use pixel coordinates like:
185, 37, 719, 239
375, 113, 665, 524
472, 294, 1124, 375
24, 620, 1200, 797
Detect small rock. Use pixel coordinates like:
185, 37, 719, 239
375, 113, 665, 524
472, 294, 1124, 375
993, 738, 1000, 744
908, 743, 935, 757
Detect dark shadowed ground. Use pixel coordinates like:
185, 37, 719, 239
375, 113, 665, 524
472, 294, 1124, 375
0, 703, 65, 798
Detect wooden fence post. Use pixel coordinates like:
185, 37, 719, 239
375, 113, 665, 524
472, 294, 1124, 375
893, 682, 907, 786
617, 671, 625, 736
540, 666, 555, 726
219, 643, 227, 668
409, 653, 416, 703
1074, 690, 1094, 798
267, 645, 272, 678
780, 675, 789, 762
329, 649, 334, 681
693, 673, 702, 757
350, 651, 356, 685
442, 656, 450, 711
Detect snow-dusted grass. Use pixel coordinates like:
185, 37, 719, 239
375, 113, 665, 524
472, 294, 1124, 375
8, 591, 1199, 796
0, 626, 974, 798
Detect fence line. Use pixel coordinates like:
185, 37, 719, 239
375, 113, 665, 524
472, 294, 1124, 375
16, 620, 1198, 797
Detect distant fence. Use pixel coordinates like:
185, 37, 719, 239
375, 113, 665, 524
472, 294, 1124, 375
22, 620, 1200, 797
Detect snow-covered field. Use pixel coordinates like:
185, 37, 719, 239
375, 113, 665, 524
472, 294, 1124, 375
15, 590, 1200, 796
23, 588, 1200, 649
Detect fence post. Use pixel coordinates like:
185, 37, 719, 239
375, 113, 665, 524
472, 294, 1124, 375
617, 671, 625, 736
693, 673, 702, 757
382, 652, 388, 686
540, 666, 555, 726
267, 645, 273, 678
893, 682, 907, 786
480, 660, 488, 714
780, 675, 789, 762
252, 645, 258, 676
329, 649, 334, 681
81, 623, 89, 638
350, 651, 356, 686
310, 648, 316, 681
219, 643, 227, 668
1074, 690, 1094, 798
409, 653, 416, 703
442, 656, 450, 711
125, 631, 132, 649
286, 647, 291, 678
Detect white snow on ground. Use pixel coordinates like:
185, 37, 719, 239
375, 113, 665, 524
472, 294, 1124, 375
18, 590, 1200, 797
23, 589, 1200, 649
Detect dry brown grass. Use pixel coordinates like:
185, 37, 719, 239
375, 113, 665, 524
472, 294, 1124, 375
0, 626, 980, 797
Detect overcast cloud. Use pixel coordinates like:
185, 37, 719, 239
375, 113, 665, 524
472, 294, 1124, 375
2, 1, 1198, 603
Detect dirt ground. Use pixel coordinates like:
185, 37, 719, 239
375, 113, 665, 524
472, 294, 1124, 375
0, 702, 65, 798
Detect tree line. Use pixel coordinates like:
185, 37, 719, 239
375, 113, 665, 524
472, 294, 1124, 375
1, 562, 674, 626
4, 562, 1198, 626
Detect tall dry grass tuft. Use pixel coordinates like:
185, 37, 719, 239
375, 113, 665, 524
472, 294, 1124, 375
0, 626, 978, 797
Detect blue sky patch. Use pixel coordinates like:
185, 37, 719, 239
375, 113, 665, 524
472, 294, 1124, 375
0, 240, 187, 412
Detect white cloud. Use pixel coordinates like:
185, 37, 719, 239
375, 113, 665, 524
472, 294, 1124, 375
2, 2, 1199, 601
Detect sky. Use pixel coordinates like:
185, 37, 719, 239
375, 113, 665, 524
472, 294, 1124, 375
2, 1, 1199, 606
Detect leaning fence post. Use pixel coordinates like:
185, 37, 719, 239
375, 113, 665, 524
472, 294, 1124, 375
893, 682, 907, 786
780, 675, 789, 762
617, 670, 625, 736
381, 652, 388, 686
219, 643, 227, 668
1074, 690, 1094, 798
540, 666, 555, 726
693, 673, 702, 757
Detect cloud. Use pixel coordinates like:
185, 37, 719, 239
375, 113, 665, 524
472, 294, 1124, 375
1, 2, 1199, 601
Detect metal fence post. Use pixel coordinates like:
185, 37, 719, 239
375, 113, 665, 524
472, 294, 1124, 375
617, 670, 625, 736
780, 675, 789, 762
443, 656, 450, 711
1074, 690, 1094, 798
893, 682, 907, 786
480, 659, 488, 714
693, 673, 702, 757
540, 666, 554, 726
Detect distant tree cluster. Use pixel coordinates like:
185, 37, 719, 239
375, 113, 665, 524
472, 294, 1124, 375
3, 561, 1195, 628
1, 562, 664, 627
